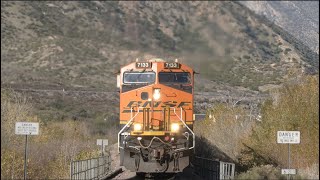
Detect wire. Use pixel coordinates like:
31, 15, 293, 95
138, 137, 172, 149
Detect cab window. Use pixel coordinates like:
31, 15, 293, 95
123, 72, 155, 84
159, 72, 191, 84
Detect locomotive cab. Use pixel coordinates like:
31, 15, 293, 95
117, 58, 195, 173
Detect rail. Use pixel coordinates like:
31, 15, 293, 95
193, 156, 235, 180
70, 154, 111, 180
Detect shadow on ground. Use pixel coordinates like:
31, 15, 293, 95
194, 135, 279, 174
194, 135, 235, 163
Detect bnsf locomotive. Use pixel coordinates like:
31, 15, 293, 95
117, 58, 195, 174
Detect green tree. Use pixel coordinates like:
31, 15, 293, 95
243, 75, 319, 170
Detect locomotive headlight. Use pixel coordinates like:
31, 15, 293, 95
171, 123, 180, 132
134, 123, 142, 131
153, 88, 161, 100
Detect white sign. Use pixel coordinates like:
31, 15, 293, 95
97, 139, 108, 146
281, 169, 296, 175
15, 122, 39, 135
277, 131, 300, 144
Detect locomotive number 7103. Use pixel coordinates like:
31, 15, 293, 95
164, 62, 180, 69
136, 62, 152, 68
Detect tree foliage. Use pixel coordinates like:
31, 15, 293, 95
195, 101, 256, 160
1, 89, 100, 179
241, 75, 319, 171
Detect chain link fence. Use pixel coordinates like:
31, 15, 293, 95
70, 154, 111, 180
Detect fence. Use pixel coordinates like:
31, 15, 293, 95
70, 154, 111, 180
193, 156, 235, 180
219, 161, 235, 180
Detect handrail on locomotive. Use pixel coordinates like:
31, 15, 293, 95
118, 107, 143, 152
118, 107, 195, 152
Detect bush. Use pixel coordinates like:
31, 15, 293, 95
1, 89, 32, 149
298, 163, 319, 180
284, 48, 292, 54
1, 89, 35, 179
236, 165, 305, 180
195, 102, 256, 160
241, 75, 319, 171
1, 89, 100, 179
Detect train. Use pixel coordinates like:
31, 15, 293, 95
117, 58, 196, 174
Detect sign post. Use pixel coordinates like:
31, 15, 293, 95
15, 122, 39, 180
24, 135, 28, 180
277, 131, 300, 180
97, 139, 108, 156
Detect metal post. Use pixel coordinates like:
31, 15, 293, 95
85, 160, 87, 180
70, 160, 73, 180
288, 143, 290, 180
24, 135, 28, 180
151, 95, 154, 130
97, 157, 100, 178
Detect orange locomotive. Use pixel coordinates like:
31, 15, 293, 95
117, 58, 195, 173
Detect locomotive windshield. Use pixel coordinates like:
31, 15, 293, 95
123, 72, 155, 84
159, 72, 191, 84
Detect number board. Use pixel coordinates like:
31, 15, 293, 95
136, 62, 152, 68
164, 62, 180, 69
281, 169, 296, 175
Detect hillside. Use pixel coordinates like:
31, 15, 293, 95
241, 1, 319, 54
1, 1, 318, 126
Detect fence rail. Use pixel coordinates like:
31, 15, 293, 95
193, 156, 235, 180
70, 154, 111, 180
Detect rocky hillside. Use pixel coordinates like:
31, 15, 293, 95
2, 1, 318, 90
1, 1, 318, 125
241, 1, 319, 54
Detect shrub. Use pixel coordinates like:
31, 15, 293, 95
195, 102, 256, 160
1, 89, 100, 179
241, 75, 319, 171
284, 48, 292, 54
243, 55, 250, 59
236, 165, 305, 180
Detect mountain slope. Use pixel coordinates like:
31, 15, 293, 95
241, 1, 319, 54
2, 1, 318, 91
1, 1, 318, 123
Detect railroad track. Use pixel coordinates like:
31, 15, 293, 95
104, 166, 198, 180
109, 172, 181, 180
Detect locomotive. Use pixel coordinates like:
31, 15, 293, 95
117, 58, 195, 174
